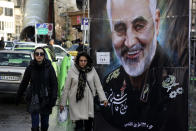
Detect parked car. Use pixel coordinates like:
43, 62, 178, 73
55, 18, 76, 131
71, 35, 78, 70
0, 50, 33, 93
53, 44, 74, 62
14, 41, 36, 45
4, 41, 14, 50
67, 44, 79, 57
67, 44, 89, 57
13, 43, 73, 63
13, 43, 46, 51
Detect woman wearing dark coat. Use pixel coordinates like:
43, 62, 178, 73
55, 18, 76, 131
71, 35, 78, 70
16, 47, 58, 131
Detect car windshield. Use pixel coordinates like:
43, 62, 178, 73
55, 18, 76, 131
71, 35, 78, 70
68, 44, 78, 51
0, 53, 31, 67
14, 48, 34, 52
5, 42, 13, 47
14, 44, 35, 48
54, 46, 67, 56
14, 47, 51, 61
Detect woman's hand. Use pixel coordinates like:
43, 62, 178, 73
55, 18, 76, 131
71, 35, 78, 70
59, 105, 64, 113
103, 100, 108, 107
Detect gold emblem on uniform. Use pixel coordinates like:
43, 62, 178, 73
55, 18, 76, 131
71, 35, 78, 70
162, 75, 179, 92
106, 68, 120, 83
140, 84, 150, 102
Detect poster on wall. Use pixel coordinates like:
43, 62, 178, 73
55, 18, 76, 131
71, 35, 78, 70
90, 0, 189, 131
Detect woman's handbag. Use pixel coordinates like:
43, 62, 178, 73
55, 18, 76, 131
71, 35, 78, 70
87, 81, 102, 113
29, 94, 40, 113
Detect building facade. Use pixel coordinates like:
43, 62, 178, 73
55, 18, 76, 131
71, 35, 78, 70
13, 0, 25, 40
0, 0, 25, 40
0, 0, 15, 41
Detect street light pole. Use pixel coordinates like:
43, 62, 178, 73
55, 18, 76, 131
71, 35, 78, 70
82, 0, 86, 44
35, 23, 37, 44
87, 0, 90, 45
52, 0, 55, 40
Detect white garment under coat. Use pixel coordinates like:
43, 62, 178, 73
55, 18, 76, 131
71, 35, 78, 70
60, 65, 107, 121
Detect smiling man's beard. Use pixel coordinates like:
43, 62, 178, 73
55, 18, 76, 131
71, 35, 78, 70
116, 33, 157, 77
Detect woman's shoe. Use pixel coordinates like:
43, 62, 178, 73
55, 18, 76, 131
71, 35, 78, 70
31, 127, 39, 131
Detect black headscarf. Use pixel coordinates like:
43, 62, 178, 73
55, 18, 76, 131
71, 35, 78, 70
75, 52, 93, 102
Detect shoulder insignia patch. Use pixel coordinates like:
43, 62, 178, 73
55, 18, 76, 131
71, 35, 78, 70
162, 75, 179, 92
106, 68, 120, 83
162, 75, 183, 99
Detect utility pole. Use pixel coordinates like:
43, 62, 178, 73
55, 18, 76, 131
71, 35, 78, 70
52, 0, 55, 40
82, 0, 85, 44
82, 0, 89, 44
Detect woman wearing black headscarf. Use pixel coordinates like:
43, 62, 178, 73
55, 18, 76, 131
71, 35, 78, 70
16, 47, 58, 131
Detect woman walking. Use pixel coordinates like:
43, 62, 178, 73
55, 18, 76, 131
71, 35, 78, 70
60, 52, 108, 131
16, 47, 58, 131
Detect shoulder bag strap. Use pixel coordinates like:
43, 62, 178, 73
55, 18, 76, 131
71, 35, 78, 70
86, 81, 93, 96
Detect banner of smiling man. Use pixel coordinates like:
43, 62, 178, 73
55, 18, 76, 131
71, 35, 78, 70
90, 0, 189, 131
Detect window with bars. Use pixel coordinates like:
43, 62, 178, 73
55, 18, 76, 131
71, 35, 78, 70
5, 8, 13, 16
17, 0, 21, 6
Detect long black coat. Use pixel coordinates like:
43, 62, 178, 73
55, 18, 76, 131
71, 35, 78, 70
17, 59, 58, 114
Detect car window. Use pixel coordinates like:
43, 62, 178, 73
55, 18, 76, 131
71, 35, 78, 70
68, 45, 78, 51
0, 53, 31, 67
45, 51, 49, 60
14, 48, 34, 52
15, 44, 35, 48
5, 42, 13, 47
54, 46, 66, 56
14, 47, 50, 61
44, 47, 56, 61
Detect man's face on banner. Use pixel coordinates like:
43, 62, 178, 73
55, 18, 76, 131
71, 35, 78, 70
110, 0, 160, 77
